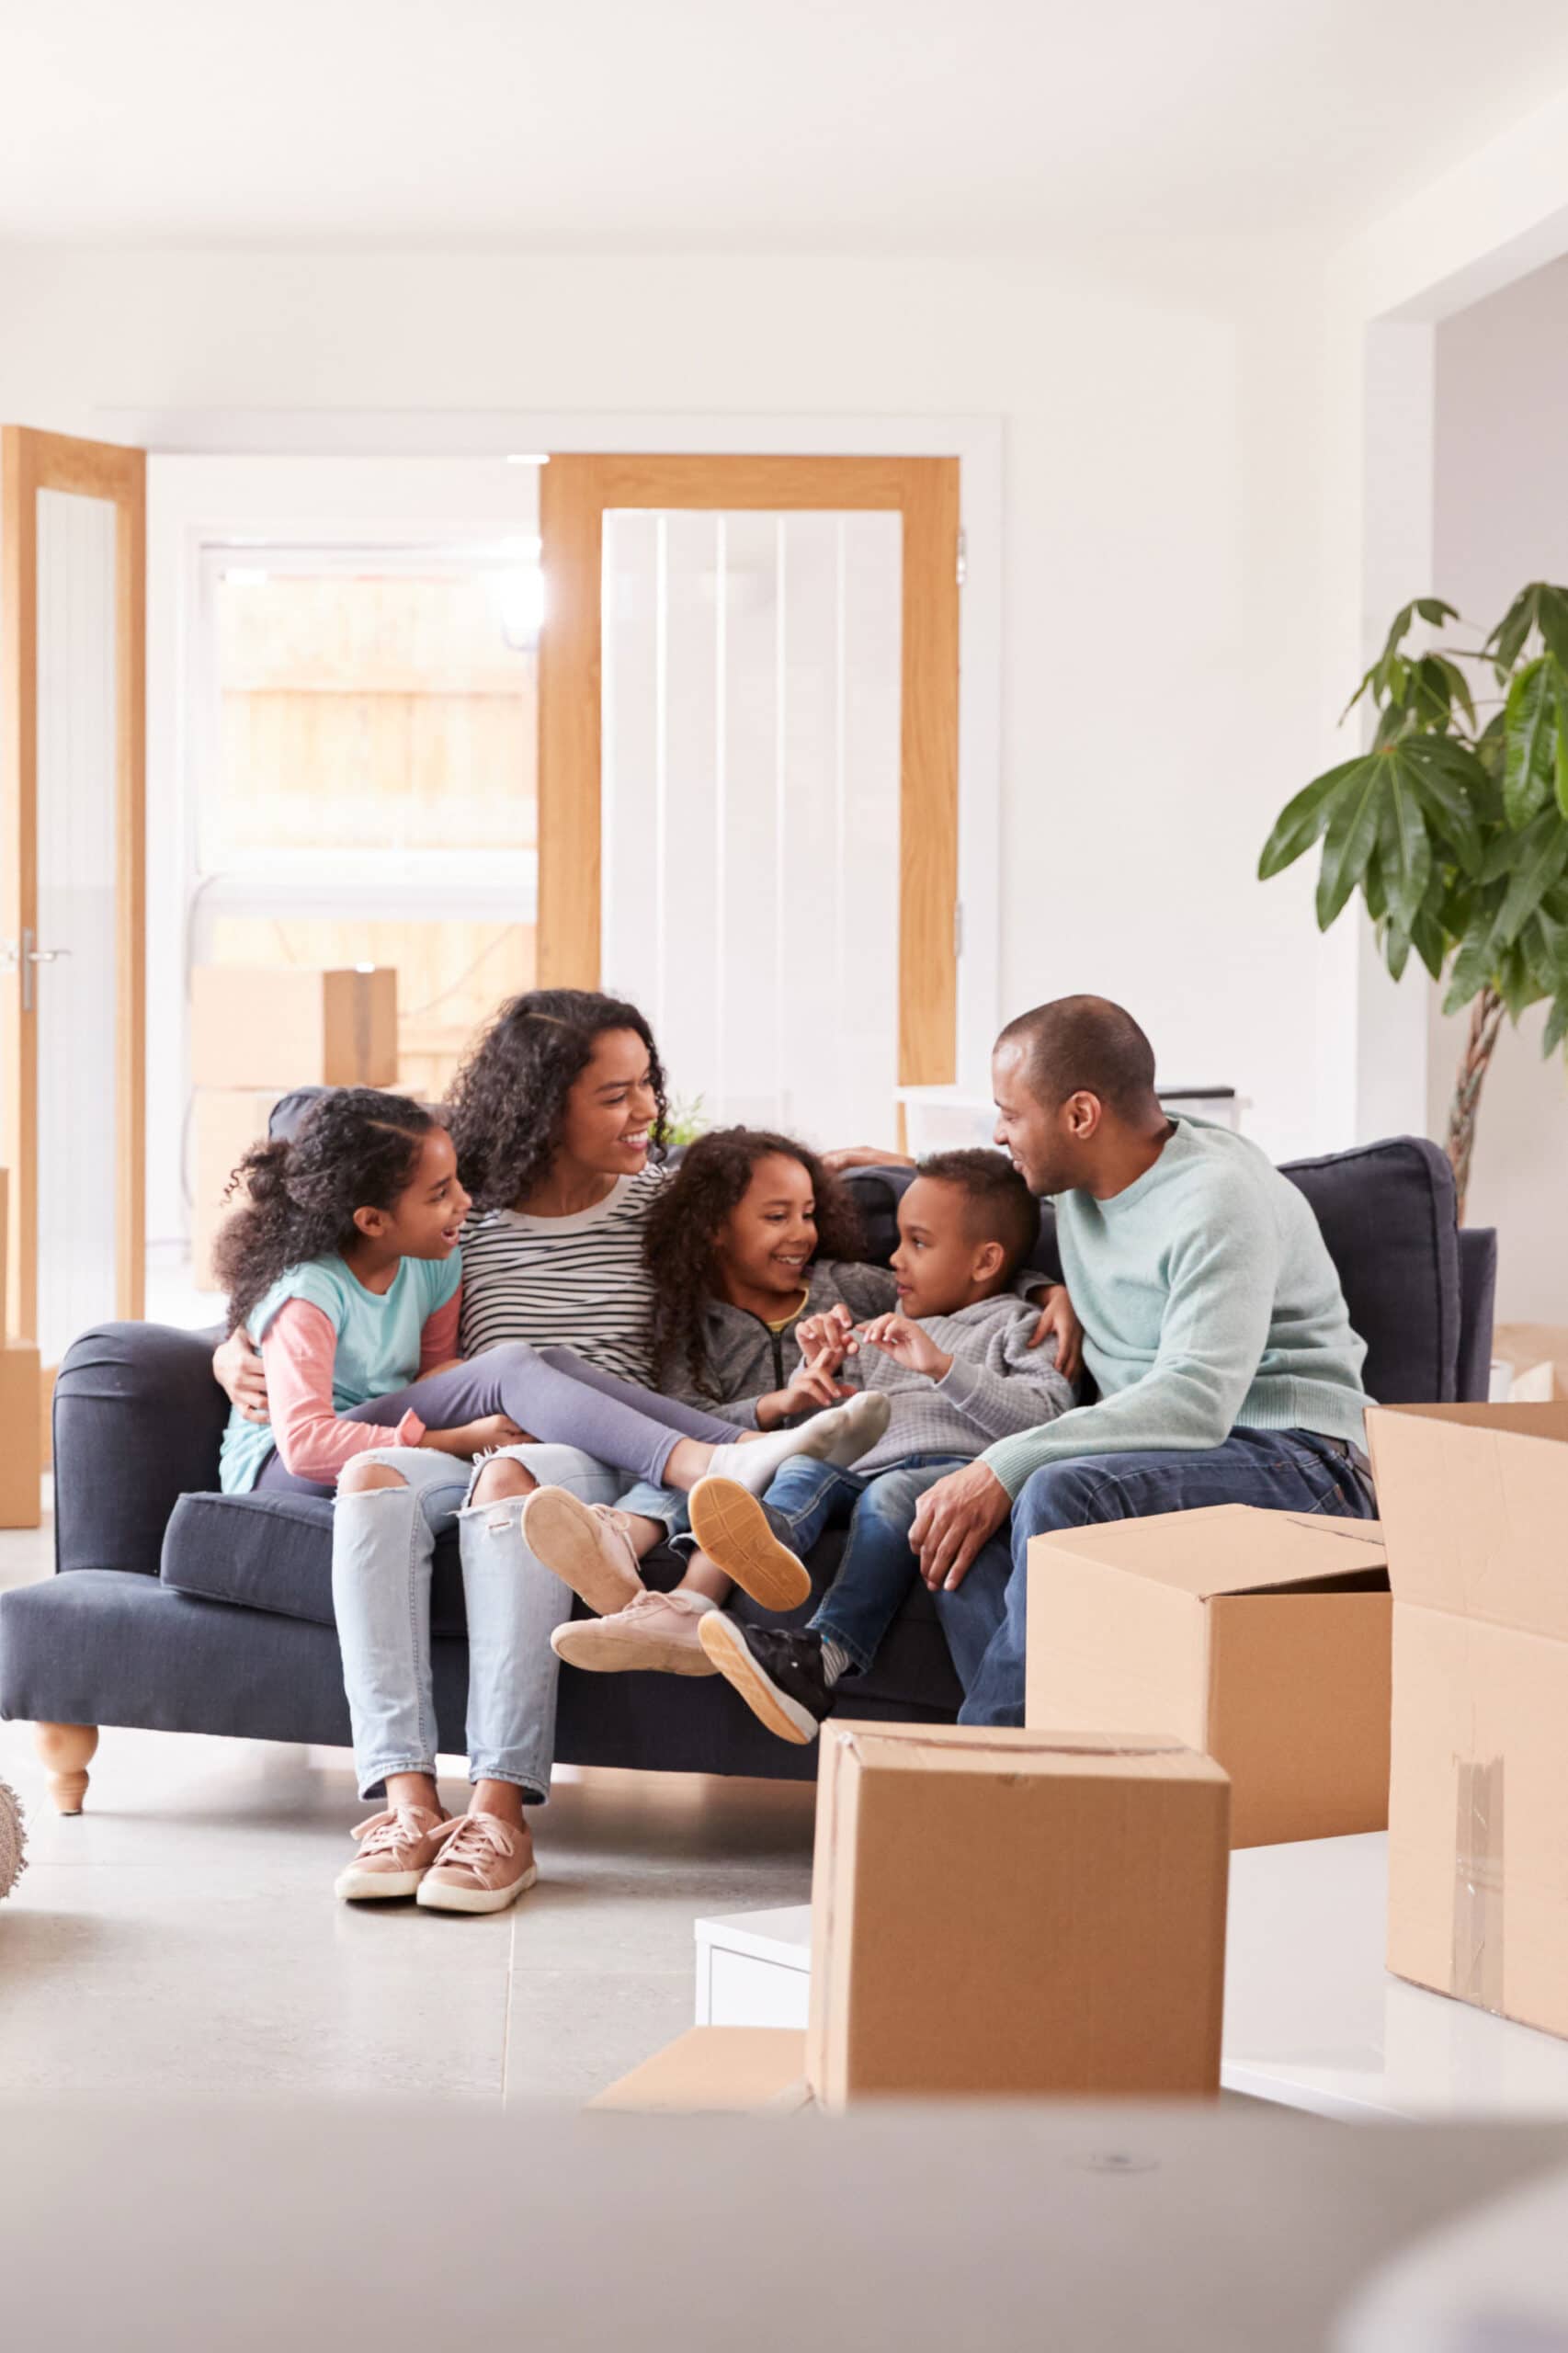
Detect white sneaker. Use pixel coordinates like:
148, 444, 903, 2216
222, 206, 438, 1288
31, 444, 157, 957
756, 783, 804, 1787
551, 1588, 720, 1676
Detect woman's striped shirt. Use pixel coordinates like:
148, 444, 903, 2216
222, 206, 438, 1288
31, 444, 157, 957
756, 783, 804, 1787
456, 1166, 668, 1384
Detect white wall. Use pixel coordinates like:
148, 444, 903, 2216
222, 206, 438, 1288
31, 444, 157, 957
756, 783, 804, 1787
0, 244, 1343, 1174
1430, 257, 1568, 1321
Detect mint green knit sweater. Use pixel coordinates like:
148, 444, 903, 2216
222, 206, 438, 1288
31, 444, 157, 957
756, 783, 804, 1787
984, 1119, 1372, 1498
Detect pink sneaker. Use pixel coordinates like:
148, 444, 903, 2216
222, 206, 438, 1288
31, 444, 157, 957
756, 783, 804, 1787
416, 1810, 539, 1915
335, 1804, 450, 1903
520, 1489, 644, 1615
551, 1587, 720, 1676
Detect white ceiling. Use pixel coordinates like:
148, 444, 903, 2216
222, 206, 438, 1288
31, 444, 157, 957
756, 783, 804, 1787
4, 0, 1568, 253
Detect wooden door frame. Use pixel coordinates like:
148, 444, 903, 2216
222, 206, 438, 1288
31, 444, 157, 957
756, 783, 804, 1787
538, 452, 960, 1088
1, 426, 145, 1341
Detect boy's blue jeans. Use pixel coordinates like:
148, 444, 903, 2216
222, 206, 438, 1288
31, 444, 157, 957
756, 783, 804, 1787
756, 1452, 971, 1677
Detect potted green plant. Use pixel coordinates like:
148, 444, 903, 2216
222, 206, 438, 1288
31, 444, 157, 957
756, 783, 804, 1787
1258, 583, 1568, 1219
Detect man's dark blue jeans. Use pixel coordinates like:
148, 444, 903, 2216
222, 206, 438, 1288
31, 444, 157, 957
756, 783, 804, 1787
936, 1427, 1377, 1727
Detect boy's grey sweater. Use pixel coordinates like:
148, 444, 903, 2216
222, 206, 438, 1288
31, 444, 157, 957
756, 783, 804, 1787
665, 1261, 1074, 1477
841, 1294, 1074, 1477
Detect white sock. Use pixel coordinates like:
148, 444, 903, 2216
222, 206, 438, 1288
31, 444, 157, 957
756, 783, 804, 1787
819, 1390, 892, 1468
705, 1417, 839, 1496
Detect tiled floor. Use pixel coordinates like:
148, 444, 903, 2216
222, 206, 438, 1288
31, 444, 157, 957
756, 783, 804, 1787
0, 1503, 815, 2104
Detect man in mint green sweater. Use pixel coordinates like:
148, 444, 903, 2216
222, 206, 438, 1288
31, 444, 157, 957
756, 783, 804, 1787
846, 995, 1375, 1726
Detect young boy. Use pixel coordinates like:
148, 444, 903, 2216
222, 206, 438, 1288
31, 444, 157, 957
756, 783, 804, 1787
692, 1148, 1074, 1741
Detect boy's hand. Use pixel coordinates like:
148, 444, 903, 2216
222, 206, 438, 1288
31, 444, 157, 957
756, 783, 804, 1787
908, 1461, 1011, 1591
213, 1327, 268, 1423
856, 1313, 952, 1383
1027, 1284, 1083, 1382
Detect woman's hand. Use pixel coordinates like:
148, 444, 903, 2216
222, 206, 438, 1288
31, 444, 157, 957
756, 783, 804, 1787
1028, 1284, 1084, 1382
856, 1313, 952, 1382
213, 1328, 267, 1423
422, 1414, 528, 1458
820, 1145, 915, 1174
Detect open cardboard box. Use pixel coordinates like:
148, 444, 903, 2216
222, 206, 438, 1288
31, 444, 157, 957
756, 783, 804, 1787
1493, 1323, 1568, 1404
1026, 1505, 1390, 1847
1369, 1400, 1568, 2040
591, 2029, 811, 2114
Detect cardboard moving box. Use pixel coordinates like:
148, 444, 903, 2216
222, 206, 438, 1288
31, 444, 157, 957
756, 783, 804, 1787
1369, 1400, 1568, 2040
190, 965, 398, 1091
1493, 1324, 1568, 1404
1026, 1505, 1390, 1847
806, 1722, 1229, 2107
0, 1341, 42, 1529
589, 2029, 810, 2114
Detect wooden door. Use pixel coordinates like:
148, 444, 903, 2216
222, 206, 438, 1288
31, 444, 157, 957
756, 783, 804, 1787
537, 454, 960, 1099
1, 427, 145, 1367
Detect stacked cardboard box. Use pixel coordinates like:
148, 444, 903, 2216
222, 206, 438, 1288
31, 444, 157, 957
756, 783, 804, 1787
0, 1166, 41, 1530
1025, 1505, 1391, 1847
1493, 1323, 1568, 1403
1369, 1401, 1568, 2040
599, 1722, 1231, 2111
187, 967, 399, 1290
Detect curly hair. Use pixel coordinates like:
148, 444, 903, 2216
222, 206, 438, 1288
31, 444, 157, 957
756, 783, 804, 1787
211, 1088, 437, 1334
642, 1128, 866, 1400
444, 989, 668, 1211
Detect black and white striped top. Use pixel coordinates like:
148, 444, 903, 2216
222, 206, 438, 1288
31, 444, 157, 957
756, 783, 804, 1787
456, 1166, 668, 1385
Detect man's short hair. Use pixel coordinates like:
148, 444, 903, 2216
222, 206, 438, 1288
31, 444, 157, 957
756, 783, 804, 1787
915, 1148, 1040, 1277
996, 995, 1158, 1116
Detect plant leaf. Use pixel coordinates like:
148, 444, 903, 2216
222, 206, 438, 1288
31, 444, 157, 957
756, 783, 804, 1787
1504, 658, 1555, 828
1486, 584, 1542, 676
1381, 766, 1431, 932
1491, 810, 1568, 946
1257, 759, 1362, 881
1316, 756, 1385, 929
1538, 586, 1568, 672
1443, 914, 1501, 1015
1411, 905, 1448, 980
1544, 994, 1568, 1058
1402, 735, 1487, 872
1384, 919, 1412, 982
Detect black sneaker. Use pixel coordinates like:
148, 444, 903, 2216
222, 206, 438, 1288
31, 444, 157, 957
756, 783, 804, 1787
698, 1614, 835, 1745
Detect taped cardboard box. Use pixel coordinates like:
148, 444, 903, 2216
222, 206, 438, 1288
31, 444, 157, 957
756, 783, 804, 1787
190, 965, 398, 1091
1369, 1400, 1568, 2040
1026, 1505, 1390, 1847
806, 1722, 1229, 2108
589, 2029, 811, 2114
190, 1087, 282, 1290
0, 1341, 41, 1529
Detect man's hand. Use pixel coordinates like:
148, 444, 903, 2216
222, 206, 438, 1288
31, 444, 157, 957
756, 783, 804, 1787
213, 1327, 267, 1423
908, 1461, 1011, 1592
856, 1312, 951, 1382
821, 1145, 915, 1174
1027, 1284, 1084, 1382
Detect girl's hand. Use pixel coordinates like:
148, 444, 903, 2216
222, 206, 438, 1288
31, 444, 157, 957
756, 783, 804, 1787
856, 1313, 952, 1382
424, 1413, 528, 1458
1028, 1284, 1084, 1382
214, 1327, 268, 1423
795, 1303, 857, 1369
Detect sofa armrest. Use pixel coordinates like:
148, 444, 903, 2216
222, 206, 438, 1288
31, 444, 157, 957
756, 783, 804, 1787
53, 1322, 230, 1579
1456, 1227, 1499, 1404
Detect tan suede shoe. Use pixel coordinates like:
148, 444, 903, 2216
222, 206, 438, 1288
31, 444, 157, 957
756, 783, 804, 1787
519, 1489, 645, 1615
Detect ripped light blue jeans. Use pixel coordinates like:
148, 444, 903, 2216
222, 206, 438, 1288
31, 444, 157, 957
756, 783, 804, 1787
331, 1440, 620, 1803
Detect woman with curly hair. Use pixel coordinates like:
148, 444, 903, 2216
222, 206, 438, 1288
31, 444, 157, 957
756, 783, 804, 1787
211, 997, 878, 1913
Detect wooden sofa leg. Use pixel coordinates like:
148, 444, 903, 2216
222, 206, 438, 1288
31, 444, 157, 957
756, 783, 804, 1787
37, 1723, 98, 1814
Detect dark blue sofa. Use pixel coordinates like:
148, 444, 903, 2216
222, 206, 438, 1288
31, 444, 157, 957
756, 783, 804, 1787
0, 1138, 1495, 1804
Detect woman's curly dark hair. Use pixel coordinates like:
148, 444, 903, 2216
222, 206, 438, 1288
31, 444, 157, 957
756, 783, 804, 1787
444, 989, 668, 1211
212, 1089, 437, 1334
642, 1128, 866, 1400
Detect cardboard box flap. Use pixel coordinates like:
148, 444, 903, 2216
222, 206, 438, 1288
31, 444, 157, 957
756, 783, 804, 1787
1032, 1503, 1387, 1600
1369, 1403, 1568, 1639
588, 2029, 810, 2113
828, 1723, 1227, 1784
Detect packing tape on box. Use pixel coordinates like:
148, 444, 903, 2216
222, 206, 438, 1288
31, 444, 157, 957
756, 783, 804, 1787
1452, 1754, 1505, 2016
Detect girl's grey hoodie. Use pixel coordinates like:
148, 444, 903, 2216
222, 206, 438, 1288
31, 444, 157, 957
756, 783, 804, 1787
661, 1258, 899, 1427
